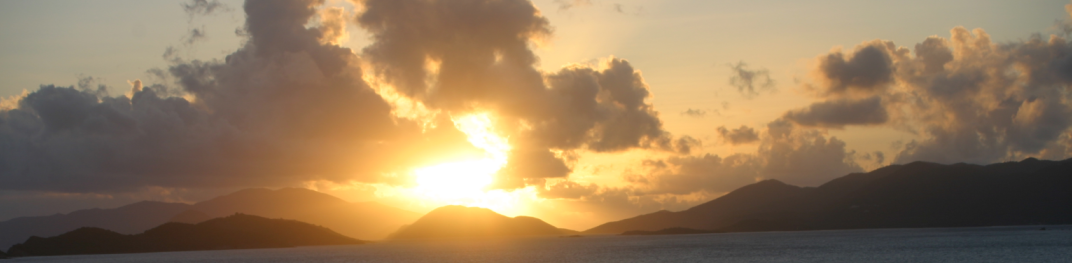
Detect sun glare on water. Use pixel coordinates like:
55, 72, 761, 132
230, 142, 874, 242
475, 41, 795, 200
412, 113, 511, 205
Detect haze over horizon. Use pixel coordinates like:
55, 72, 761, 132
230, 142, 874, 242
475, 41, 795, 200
2, 0, 1071, 231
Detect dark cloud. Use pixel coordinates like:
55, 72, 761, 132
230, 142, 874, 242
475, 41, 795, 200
798, 23, 1072, 165
357, 0, 696, 188
905, 29, 1072, 163
716, 125, 760, 145
913, 37, 954, 74
813, 42, 898, 95
357, 0, 552, 103
1, 0, 698, 194
727, 61, 775, 99
0, 0, 474, 192
782, 96, 888, 128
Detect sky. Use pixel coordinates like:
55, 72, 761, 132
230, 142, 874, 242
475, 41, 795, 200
1, 0, 1071, 230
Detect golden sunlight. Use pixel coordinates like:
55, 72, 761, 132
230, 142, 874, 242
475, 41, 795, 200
411, 113, 511, 205
413, 159, 497, 198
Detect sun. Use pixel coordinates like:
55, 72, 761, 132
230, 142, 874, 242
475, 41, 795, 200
413, 159, 497, 199
411, 113, 509, 202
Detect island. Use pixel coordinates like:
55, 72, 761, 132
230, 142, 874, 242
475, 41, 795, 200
389, 205, 575, 239
5, 213, 363, 257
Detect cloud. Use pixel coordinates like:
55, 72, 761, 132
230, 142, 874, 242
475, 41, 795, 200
758, 120, 864, 186
727, 61, 775, 98
782, 96, 888, 128
182, 0, 230, 19
0, 0, 474, 192
796, 24, 1072, 165
858, 151, 886, 166
716, 125, 760, 145
538, 180, 598, 199
554, 0, 592, 11
629, 119, 862, 194
182, 26, 207, 45
811, 41, 899, 95
1, 0, 697, 194
357, 0, 696, 188
680, 108, 708, 117
317, 7, 350, 45
627, 154, 762, 195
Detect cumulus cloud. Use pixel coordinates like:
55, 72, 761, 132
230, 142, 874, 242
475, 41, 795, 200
796, 24, 1072, 164
627, 154, 762, 195
782, 96, 888, 128
858, 151, 886, 166
811, 41, 899, 95
716, 125, 760, 145
727, 61, 775, 99
356, 0, 696, 188
1, 0, 697, 194
0, 0, 474, 192
628, 119, 862, 194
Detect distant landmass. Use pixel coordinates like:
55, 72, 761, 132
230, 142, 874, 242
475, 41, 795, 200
167, 210, 212, 224
0, 201, 192, 251
5, 214, 362, 257
389, 205, 575, 239
586, 158, 1072, 235
622, 227, 717, 236
621, 219, 809, 236
0, 188, 420, 249
189, 188, 420, 240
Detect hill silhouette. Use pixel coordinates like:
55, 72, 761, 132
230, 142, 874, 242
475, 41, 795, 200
5, 214, 362, 257
586, 158, 1072, 234
189, 188, 420, 240
0, 201, 192, 250
389, 206, 573, 239
0, 188, 420, 249
168, 210, 212, 224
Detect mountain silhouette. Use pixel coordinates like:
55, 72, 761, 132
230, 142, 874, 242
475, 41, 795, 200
586, 158, 1072, 234
5, 214, 362, 257
622, 227, 716, 236
389, 205, 574, 239
0, 188, 420, 249
0, 201, 192, 250
189, 188, 420, 240
167, 210, 212, 224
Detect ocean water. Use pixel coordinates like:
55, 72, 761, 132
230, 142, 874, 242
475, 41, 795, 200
6, 225, 1071, 263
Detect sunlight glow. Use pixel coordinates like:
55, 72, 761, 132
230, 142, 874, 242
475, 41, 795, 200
411, 113, 512, 207
413, 159, 497, 198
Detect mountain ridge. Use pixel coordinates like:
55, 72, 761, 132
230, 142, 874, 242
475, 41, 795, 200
584, 158, 1072, 234
0, 188, 420, 249
389, 205, 574, 240
5, 214, 363, 257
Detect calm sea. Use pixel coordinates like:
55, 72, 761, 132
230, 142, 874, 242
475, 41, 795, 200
6, 225, 1071, 263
